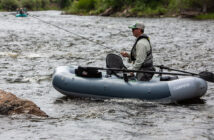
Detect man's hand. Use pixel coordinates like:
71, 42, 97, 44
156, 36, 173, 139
130, 72, 134, 77
120, 51, 129, 58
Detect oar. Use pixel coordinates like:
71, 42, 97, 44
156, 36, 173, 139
83, 67, 190, 76
155, 65, 196, 75
155, 65, 214, 82
81, 66, 214, 83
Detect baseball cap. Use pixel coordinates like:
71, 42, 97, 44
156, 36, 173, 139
128, 23, 145, 30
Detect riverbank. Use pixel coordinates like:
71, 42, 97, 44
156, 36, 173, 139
63, 0, 214, 20
1, 0, 213, 19
64, 7, 214, 19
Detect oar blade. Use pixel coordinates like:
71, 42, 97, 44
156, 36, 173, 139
199, 71, 214, 83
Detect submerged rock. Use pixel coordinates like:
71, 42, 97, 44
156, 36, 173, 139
0, 90, 48, 117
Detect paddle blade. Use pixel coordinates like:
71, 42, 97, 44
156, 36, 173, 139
199, 71, 214, 83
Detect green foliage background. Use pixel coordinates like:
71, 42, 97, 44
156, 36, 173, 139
0, 0, 213, 19
65, 0, 214, 17
0, 0, 51, 10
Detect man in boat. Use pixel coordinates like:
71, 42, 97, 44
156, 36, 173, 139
19, 8, 24, 14
16, 8, 20, 14
120, 23, 155, 81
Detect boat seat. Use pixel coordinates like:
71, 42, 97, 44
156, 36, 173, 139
106, 54, 136, 82
106, 54, 127, 77
106, 54, 126, 69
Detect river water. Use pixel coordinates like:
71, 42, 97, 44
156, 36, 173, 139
0, 11, 214, 140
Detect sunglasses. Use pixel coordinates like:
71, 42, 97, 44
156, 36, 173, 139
132, 28, 138, 31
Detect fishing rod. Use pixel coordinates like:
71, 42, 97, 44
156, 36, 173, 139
28, 14, 118, 52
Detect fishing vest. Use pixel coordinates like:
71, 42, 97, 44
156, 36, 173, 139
130, 34, 153, 68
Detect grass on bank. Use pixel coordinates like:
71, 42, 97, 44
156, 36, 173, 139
196, 13, 214, 20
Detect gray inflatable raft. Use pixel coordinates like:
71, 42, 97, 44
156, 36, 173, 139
52, 66, 207, 102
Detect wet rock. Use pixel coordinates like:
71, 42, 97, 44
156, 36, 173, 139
0, 90, 48, 117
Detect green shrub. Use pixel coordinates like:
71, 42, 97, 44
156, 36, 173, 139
168, 0, 180, 11
130, 0, 168, 16
1, 0, 19, 11
77, 0, 95, 11
101, 0, 135, 10
21, 0, 50, 10
57, 0, 72, 8
21, 0, 37, 10
41, 0, 50, 9
61, 0, 214, 16
67, 0, 95, 14
93, 0, 108, 14
103, 0, 124, 9
35, 0, 42, 10
66, 1, 79, 14
131, 1, 147, 12
196, 13, 214, 19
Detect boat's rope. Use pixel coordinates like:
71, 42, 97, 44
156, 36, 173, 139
28, 14, 118, 52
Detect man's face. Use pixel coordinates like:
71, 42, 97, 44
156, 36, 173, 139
132, 28, 141, 37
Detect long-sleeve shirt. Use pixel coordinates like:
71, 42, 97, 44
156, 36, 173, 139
131, 38, 151, 70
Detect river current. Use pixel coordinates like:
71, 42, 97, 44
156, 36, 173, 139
0, 11, 214, 140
